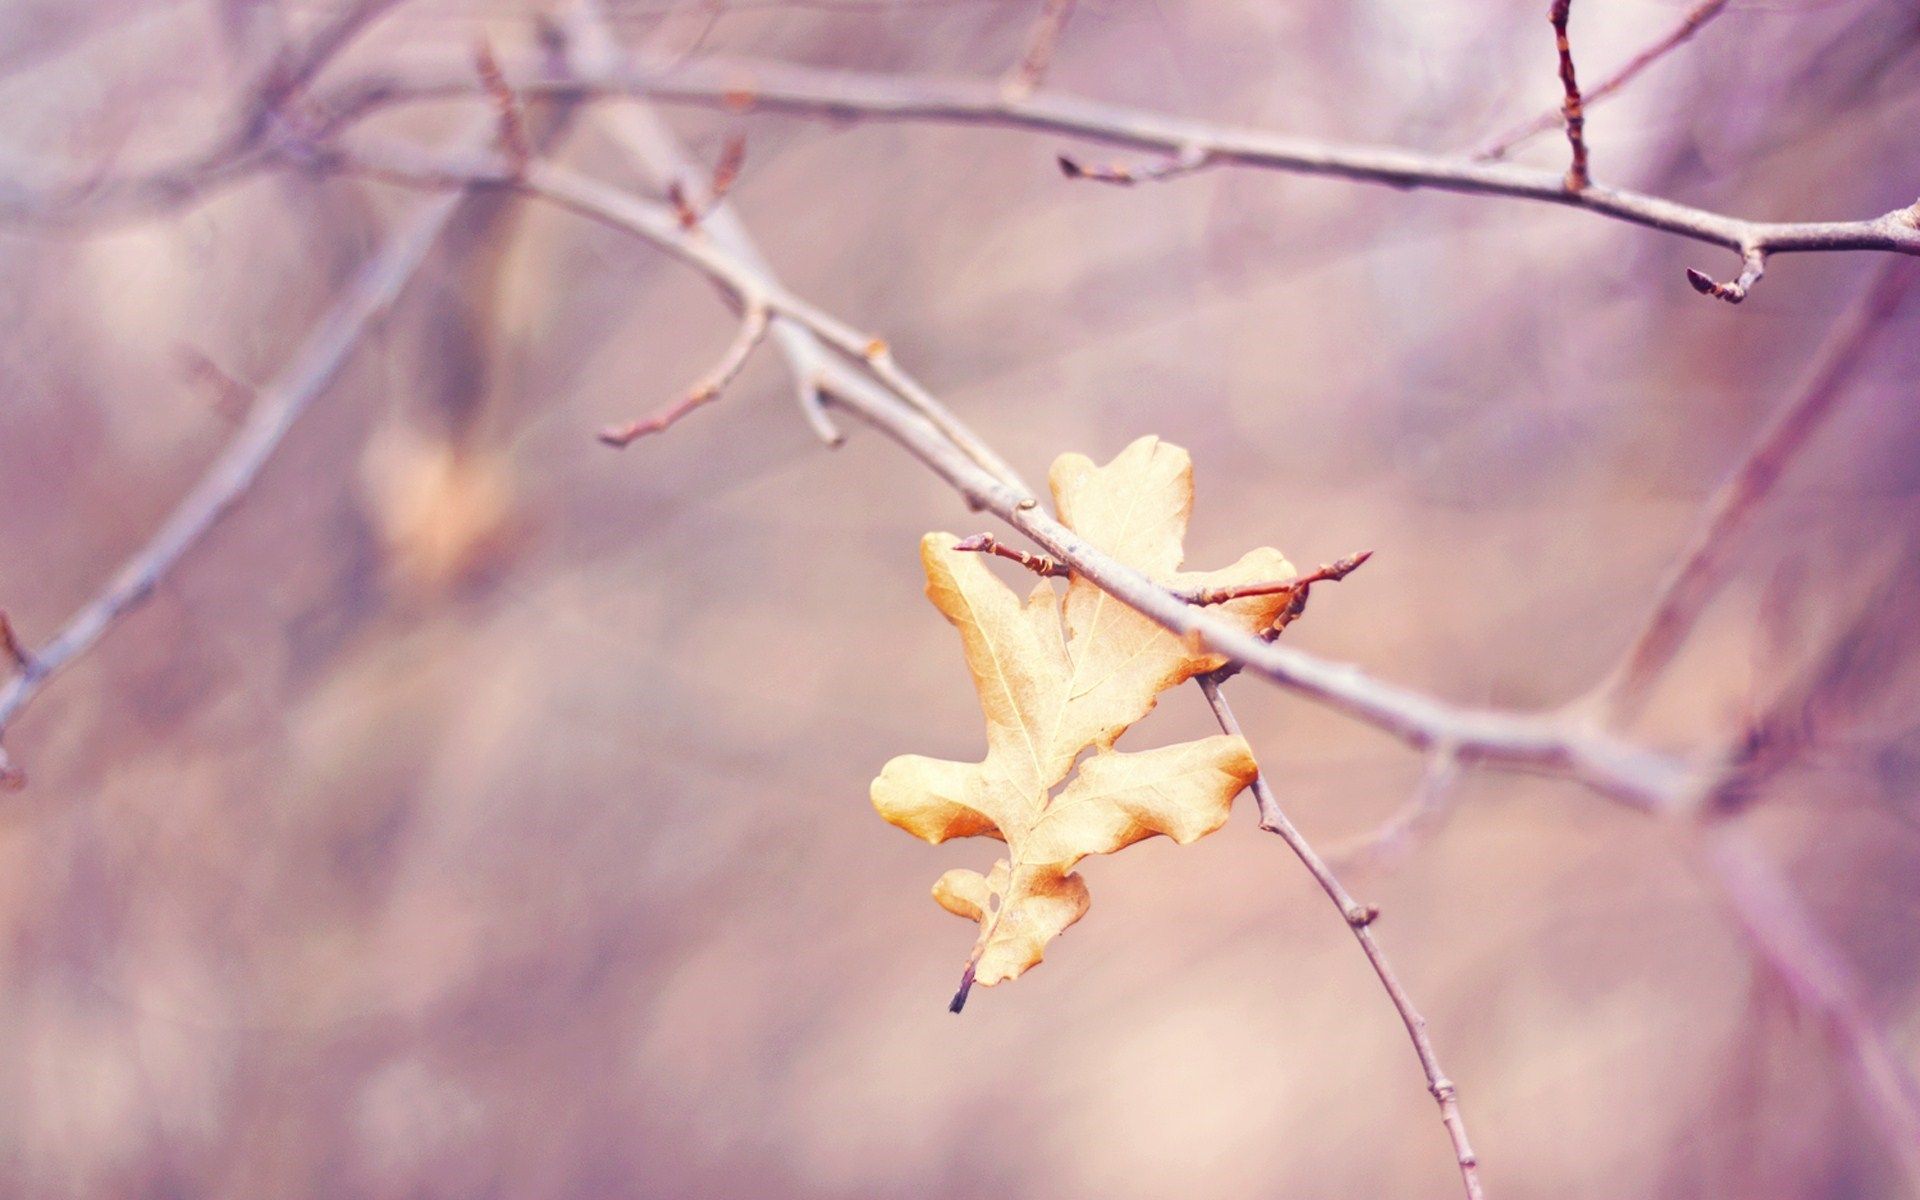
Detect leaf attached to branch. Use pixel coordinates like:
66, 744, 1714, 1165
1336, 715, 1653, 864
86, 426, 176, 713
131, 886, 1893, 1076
872, 437, 1299, 1008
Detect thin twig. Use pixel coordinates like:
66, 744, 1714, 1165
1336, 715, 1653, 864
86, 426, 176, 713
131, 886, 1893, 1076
1199, 674, 1485, 1200
1694, 823, 1920, 1186
598, 301, 771, 445
475, 39, 533, 178
1478, 0, 1731, 161
1549, 0, 1590, 191
1056, 144, 1213, 187
0, 0, 401, 224
565, 4, 845, 446
1175, 550, 1373, 606
0, 165, 479, 787
0, 612, 35, 677
1594, 259, 1917, 725
952, 531, 1069, 576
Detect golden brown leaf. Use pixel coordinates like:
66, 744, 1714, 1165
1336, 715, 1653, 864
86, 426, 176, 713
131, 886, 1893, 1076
872, 437, 1297, 1005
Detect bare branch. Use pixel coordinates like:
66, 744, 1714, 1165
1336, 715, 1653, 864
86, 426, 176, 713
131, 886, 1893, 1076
598, 301, 771, 445
564, 13, 844, 447
1175, 550, 1373, 606
0, 0, 401, 225
14, 42, 1920, 292
323, 136, 1690, 811
1549, 0, 1591, 191
1478, 0, 1732, 161
308, 45, 1920, 282
0, 168, 478, 785
1595, 259, 1917, 725
1199, 675, 1485, 1200
952, 531, 1069, 577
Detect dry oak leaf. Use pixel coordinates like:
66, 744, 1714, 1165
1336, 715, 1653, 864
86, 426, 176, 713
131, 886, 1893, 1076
872, 436, 1298, 1009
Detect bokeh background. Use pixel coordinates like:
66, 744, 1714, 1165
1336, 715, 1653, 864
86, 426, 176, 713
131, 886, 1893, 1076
1, 0, 1917, 1195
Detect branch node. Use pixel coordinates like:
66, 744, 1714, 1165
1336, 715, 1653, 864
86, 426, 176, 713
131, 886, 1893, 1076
1685, 245, 1765, 303
1344, 902, 1381, 928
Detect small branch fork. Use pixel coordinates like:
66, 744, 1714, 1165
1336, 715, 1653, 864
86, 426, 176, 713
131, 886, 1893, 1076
665, 133, 745, 229
1549, 0, 1590, 192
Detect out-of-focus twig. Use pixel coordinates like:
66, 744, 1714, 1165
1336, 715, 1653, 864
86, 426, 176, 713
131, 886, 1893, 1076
1329, 745, 1461, 872
598, 301, 771, 445
1478, 0, 1731, 162
0, 0, 400, 224
1549, 0, 1590, 191
0, 168, 478, 788
1594, 259, 1917, 726
1199, 675, 1485, 1200
1695, 824, 1920, 1186
1001, 0, 1076, 100
475, 39, 533, 177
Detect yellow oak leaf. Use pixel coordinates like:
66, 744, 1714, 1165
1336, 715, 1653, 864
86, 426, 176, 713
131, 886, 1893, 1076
872, 436, 1298, 1008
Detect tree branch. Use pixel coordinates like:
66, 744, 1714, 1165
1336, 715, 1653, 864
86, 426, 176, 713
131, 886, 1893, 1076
322, 135, 1692, 812
1593, 258, 1917, 725
1200, 675, 1484, 1200
11, 42, 1920, 299
284, 137, 1920, 1180
598, 301, 771, 446
0, 165, 478, 787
